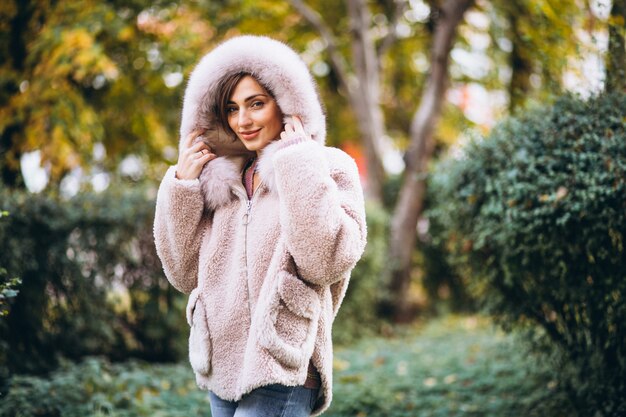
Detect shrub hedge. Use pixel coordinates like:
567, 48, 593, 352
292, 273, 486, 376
428, 93, 626, 416
333, 202, 389, 345
0, 181, 189, 381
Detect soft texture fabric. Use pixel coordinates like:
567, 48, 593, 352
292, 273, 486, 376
153, 35, 367, 416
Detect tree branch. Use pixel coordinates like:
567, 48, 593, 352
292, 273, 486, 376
288, 0, 351, 93
377, 0, 409, 58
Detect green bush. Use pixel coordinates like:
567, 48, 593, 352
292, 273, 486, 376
0, 181, 188, 378
429, 93, 626, 416
333, 203, 389, 345
0, 357, 210, 417
420, 213, 475, 314
0, 210, 21, 319
0, 317, 573, 417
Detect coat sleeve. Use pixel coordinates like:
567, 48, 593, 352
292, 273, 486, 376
153, 166, 210, 294
272, 141, 367, 286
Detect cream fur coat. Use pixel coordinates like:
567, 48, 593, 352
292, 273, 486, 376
153, 35, 367, 415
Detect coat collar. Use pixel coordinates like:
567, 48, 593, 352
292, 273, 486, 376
198, 140, 285, 210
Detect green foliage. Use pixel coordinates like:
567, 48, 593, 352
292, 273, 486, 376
486, 0, 582, 111
0, 0, 215, 185
0, 317, 572, 417
420, 219, 475, 314
0, 181, 188, 377
0, 210, 21, 319
429, 93, 626, 415
328, 317, 571, 417
333, 203, 389, 345
0, 274, 20, 318
0, 358, 210, 417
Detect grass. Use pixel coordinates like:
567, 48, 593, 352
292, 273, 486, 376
0, 315, 572, 417
326, 315, 570, 417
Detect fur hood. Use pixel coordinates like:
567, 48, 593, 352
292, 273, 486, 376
179, 35, 327, 210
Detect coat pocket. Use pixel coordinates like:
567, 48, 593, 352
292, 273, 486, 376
260, 271, 321, 369
186, 288, 212, 376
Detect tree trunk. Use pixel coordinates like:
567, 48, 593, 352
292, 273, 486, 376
606, 0, 626, 92
507, 3, 533, 112
386, 0, 474, 322
346, 0, 387, 202
289, 0, 388, 203
0, 0, 34, 189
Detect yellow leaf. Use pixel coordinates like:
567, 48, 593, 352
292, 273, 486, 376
333, 357, 350, 371
423, 377, 437, 387
609, 15, 625, 27
118, 26, 134, 41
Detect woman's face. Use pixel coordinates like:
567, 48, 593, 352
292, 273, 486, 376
226, 76, 283, 154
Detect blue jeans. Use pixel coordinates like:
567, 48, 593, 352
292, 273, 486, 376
208, 384, 319, 417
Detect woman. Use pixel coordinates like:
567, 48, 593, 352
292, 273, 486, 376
154, 35, 367, 416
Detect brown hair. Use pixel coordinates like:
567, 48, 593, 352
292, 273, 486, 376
213, 71, 251, 134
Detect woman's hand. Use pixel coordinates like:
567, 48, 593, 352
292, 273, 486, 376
175, 130, 217, 180
280, 115, 311, 142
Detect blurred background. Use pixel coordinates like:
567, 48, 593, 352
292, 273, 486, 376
1, 0, 625, 416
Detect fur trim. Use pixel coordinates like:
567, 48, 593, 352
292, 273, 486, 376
188, 293, 212, 376
179, 35, 326, 207
198, 137, 319, 207
180, 36, 325, 147
256, 139, 285, 193
198, 156, 244, 210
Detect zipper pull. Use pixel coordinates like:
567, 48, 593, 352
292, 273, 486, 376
243, 200, 252, 225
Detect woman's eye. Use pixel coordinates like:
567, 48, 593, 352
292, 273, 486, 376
226, 107, 237, 114
251, 101, 264, 108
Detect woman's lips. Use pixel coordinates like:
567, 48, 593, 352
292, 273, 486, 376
239, 128, 261, 140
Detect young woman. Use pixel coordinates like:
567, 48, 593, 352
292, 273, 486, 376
154, 35, 367, 416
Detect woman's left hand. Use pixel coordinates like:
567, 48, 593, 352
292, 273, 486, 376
280, 116, 311, 142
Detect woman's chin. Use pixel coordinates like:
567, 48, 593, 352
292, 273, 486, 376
240, 139, 272, 153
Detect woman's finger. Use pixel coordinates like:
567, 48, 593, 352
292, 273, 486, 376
183, 129, 206, 150
193, 152, 216, 166
292, 116, 306, 136
198, 149, 215, 159
183, 130, 199, 149
182, 132, 194, 149
187, 141, 210, 155
191, 149, 207, 159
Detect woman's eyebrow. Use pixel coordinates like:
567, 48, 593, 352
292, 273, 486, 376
227, 93, 268, 104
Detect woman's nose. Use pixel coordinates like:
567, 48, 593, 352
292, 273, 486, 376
238, 110, 252, 127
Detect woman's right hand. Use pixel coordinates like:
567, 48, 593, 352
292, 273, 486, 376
175, 130, 217, 180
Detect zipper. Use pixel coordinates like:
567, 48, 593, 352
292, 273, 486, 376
237, 182, 263, 324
